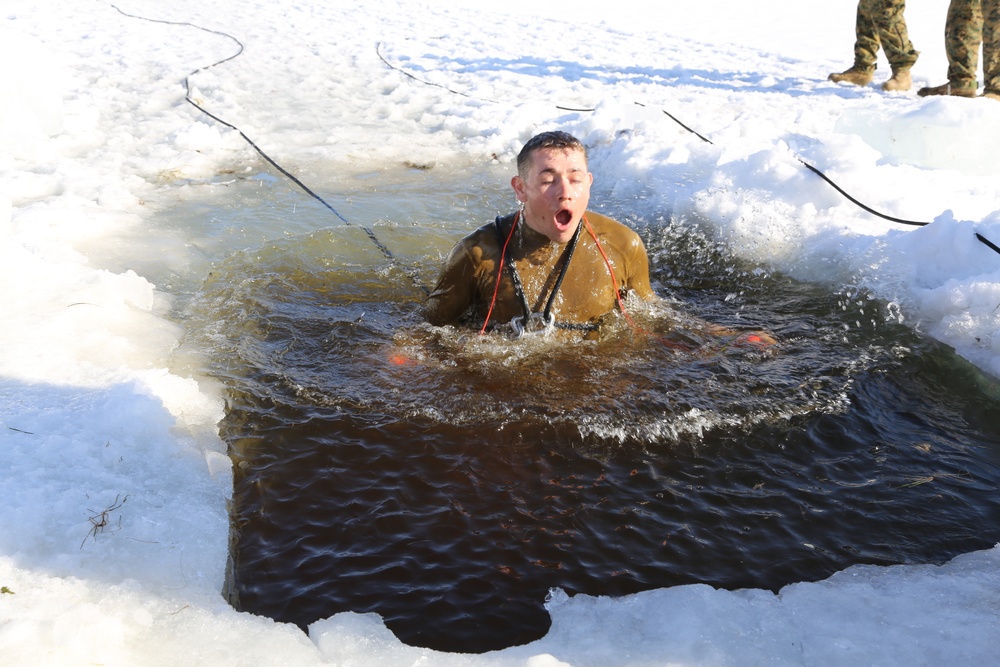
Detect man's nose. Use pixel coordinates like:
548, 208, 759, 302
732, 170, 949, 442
555, 177, 573, 199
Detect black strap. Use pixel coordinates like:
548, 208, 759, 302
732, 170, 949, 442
543, 219, 584, 322
493, 215, 532, 322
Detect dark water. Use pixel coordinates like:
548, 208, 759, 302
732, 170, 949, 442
182, 173, 1000, 654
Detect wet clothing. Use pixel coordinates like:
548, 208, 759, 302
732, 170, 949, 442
941, 0, 1000, 94
851, 0, 920, 70
424, 211, 653, 331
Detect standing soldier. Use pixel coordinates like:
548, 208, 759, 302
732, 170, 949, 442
829, 0, 920, 91
918, 0, 1000, 100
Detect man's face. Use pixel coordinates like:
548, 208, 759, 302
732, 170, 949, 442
511, 146, 593, 244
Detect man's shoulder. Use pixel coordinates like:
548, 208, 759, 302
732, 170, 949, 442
586, 210, 628, 228
462, 212, 514, 238
585, 210, 642, 242
449, 217, 505, 261
465, 217, 507, 245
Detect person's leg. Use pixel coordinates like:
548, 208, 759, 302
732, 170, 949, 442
853, 0, 882, 69
982, 0, 1000, 96
875, 0, 920, 90
919, 0, 983, 96
830, 0, 878, 85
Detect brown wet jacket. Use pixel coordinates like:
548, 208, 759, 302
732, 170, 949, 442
424, 211, 654, 330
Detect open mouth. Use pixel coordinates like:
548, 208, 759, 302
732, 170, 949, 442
555, 208, 573, 227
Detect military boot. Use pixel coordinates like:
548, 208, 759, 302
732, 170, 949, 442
917, 80, 977, 97
982, 90, 1000, 101
881, 67, 912, 92
828, 66, 874, 87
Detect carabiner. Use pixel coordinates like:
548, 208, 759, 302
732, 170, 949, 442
510, 312, 556, 338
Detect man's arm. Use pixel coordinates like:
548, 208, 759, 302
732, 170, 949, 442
423, 242, 478, 326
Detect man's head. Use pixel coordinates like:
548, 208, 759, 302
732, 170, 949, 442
515, 131, 588, 179
511, 131, 593, 244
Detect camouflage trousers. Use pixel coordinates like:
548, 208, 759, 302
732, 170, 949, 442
944, 0, 1000, 93
853, 0, 920, 70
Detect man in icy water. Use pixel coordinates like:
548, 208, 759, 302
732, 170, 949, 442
424, 130, 774, 346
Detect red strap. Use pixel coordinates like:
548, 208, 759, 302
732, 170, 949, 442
583, 216, 637, 330
480, 211, 521, 334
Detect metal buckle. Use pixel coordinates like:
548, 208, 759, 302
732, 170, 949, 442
510, 312, 555, 338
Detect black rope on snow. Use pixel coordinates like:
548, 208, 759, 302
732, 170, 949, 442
795, 159, 931, 227
376, 43, 1000, 258
375, 42, 499, 104
792, 161, 1000, 258
976, 232, 1000, 255
633, 102, 714, 145
794, 163, 1000, 258
109, 4, 430, 295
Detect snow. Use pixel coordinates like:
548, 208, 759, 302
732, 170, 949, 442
2, 0, 999, 664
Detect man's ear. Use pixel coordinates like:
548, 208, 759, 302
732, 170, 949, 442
511, 175, 526, 202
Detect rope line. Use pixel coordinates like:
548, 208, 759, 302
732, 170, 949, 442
375, 42, 498, 104
633, 102, 715, 145
795, 159, 930, 227
976, 232, 1000, 255
109, 4, 429, 295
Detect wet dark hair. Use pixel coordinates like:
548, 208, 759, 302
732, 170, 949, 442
516, 131, 588, 178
